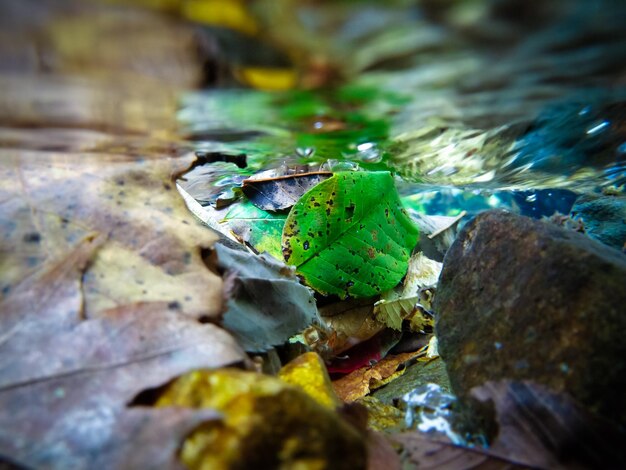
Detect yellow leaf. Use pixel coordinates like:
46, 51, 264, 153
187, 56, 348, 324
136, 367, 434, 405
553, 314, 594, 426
157, 369, 366, 469
182, 0, 258, 35
278, 352, 340, 409
356, 397, 404, 432
104, 0, 182, 12
233, 66, 298, 91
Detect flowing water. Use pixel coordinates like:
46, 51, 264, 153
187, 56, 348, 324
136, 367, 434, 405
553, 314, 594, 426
4, 0, 623, 220
178, 0, 626, 221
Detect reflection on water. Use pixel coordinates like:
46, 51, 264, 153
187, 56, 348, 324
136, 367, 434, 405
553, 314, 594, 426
176, 0, 626, 218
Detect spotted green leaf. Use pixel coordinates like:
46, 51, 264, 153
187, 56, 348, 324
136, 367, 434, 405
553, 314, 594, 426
282, 171, 419, 298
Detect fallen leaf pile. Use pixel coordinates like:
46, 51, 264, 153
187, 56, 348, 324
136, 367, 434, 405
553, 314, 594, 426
3, 1, 626, 469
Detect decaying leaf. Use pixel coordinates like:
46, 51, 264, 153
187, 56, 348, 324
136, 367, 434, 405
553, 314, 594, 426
214, 243, 319, 352
0, 4, 251, 465
0, 149, 225, 321
223, 200, 287, 258
278, 352, 340, 409
367, 431, 403, 470
242, 171, 332, 211
0, 237, 245, 468
319, 297, 386, 354
393, 433, 532, 470
333, 350, 425, 403
470, 381, 626, 470
282, 171, 419, 298
374, 252, 440, 330
156, 368, 367, 470
374, 297, 420, 330
401, 252, 442, 297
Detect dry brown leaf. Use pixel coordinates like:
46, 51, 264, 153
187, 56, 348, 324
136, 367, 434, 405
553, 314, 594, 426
320, 297, 386, 354
393, 433, 532, 470
333, 350, 424, 403
0, 2, 247, 468
0, 149, 224, 321
0, 0, 221, 321
471, 381, 626, 470
0, 239, 245, 468
393, 381, 626, 469
367, 431, 402, 470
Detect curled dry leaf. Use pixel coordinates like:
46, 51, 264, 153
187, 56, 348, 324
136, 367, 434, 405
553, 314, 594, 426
319, 297, 386, 354
374, 296, 420, 330
401, 252, 442, 297
333, 350, 425, 403
242, 170, 332, 211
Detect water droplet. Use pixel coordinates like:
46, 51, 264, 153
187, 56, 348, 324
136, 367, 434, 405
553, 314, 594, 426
323, 160, 360, 171
215, 175, 246, 187
296, 147, 315, 158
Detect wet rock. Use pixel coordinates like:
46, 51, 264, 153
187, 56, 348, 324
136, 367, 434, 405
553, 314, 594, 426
570, 193, 626, 252
434, 210, 626, 427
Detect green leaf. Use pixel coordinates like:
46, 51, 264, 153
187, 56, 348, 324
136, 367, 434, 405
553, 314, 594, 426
282, 171, 419, 298
224, 201, 286, 259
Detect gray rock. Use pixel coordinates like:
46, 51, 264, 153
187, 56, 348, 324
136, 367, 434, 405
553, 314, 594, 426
570, 194, 626, 252
434, 210, 626, 426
